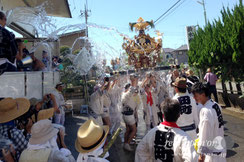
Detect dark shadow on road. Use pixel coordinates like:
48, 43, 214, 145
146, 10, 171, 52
232, 143, 239, 148
226, 149, 237, 158
64, 113, 87, 159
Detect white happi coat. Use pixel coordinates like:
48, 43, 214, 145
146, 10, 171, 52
102, 90, 111, 118
198, 99, 226, 162
141, 88, 160, 129
108, 84, 123, 131
173, 93, 199, 140
155, 81, 169, 106
89, 89, 104, 125
135, 123, 198, 162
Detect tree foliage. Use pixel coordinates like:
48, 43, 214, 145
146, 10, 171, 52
188, 0, 244, 81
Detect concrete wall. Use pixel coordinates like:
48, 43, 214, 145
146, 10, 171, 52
216, 82, 244, 110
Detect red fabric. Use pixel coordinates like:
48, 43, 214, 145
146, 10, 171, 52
146, 91, 153, 106
161, 121, 180, 128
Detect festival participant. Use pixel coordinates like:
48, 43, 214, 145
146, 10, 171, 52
108, 77, 123, 133
155, 72, 169, 109
186, 69, 199, 94
172, 77, 199, 140
19, 119, 75, 162
101, 76, 112, 127
75, 119, 109, 162
192, 83, 226, 162
89, 76, 112, 127
121, 74, 140, 151
135, 98, 198, 162
0, 98, 32, 160
151, 72, 169, 123
141, 74, 160, 132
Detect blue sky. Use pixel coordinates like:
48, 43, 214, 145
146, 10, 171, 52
9, 0, 240, 60
51, 0, 240, 60
59, 0, 239, 47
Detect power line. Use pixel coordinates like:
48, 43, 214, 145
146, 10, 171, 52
154, 0, 183, 24
155, 0, 187, 25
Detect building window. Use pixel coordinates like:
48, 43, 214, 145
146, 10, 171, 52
179, 51, 183, 55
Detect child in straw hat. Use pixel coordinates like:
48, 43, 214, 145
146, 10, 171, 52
76, 119, 109, 162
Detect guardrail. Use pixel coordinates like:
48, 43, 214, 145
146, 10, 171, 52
0, 71, 60, 99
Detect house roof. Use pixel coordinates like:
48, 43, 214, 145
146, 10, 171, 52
1, 0, 72, 38
174, 44, 188, 51
59, 29, 87, 38
163, 48, 174, 53
1, 0, 72, 18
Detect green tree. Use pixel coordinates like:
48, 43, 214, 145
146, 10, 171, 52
188, 0, 244, 82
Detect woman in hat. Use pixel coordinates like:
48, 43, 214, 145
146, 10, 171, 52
0, 97, 32, 160
19, 119, 75, 162
76, 119, 109, 162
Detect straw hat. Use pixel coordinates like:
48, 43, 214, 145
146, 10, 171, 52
186, 69, 194, 76
31, 108, 54, 122
75, 119, 109, 153
0, 98, 30, 123
29, 119, 58, 145
172, 77, 187, 88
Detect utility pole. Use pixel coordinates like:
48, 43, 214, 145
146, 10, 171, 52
197, 0, 207, 25
197, 0, 207, 81
81, 0, 91, 37
80, 0, 91, 105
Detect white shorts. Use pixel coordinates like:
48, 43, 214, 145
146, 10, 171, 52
123, 115, 136, 125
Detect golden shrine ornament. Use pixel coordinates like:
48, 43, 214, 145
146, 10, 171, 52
122, 17, 163, 69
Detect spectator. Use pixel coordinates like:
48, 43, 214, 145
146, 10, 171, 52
76, 119, 109, 162
20, 48, 33, 71
52, 56, 59, 71
192, 83, 226, 162
30, 52, 46, 71
30, 94, 58, 112
0, 12, 18, 74
204, 68, 218, 102
42, 50, 50, 70
0, 98, 32, 160
19, 119, 75, 162
52, 83, 66, 125
15, 39, 24, 71
135, 98, 198, 162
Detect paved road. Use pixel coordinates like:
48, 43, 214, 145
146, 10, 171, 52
223, 114, 244, 162
64, 112, 244, 162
